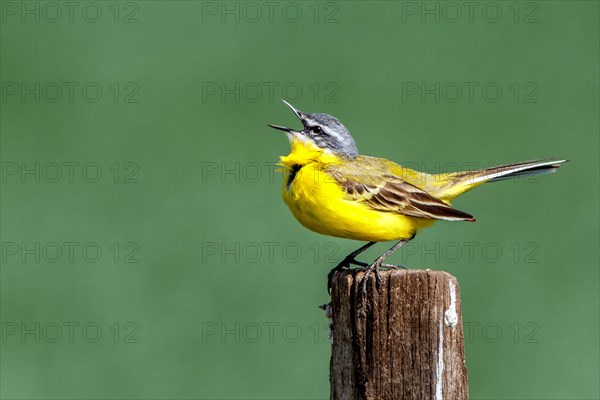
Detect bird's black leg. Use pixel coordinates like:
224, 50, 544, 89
327, 241, 376, 294
362, 239, 410, 294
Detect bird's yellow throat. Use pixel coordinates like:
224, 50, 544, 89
279, 135, 340, 168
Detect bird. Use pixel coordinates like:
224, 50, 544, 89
268, 100, 567, 293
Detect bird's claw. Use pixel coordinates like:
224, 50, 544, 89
361, 259, 382, 294
327, 256, 369, 294
360, 262, 406, 294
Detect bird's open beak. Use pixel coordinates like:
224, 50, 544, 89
267, 124, 293, 132
281, 99, 303, 119
268, 99, 304, 133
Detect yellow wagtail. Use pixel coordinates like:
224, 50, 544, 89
268, 100, 567, 292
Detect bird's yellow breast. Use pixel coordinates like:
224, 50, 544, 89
279, 140, 431, 242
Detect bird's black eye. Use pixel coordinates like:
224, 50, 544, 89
311, 126, 323, 134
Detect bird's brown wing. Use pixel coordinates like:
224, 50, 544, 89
325, 158, 475, 221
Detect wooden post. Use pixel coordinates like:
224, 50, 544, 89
329, 269, 468, 400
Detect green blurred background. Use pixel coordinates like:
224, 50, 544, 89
1, 1, 598, 399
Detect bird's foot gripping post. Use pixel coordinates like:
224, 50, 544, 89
360, 239, 410, 294
329, 269, 469, 400
327, 241, 375, 294
327, 240, 410, 294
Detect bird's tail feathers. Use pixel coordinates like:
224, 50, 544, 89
465, 158, 568, 184
435, 158, 568, 199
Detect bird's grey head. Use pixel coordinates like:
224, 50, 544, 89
268, 100, 358, 159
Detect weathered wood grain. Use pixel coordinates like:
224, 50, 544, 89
330, 269, 468, 400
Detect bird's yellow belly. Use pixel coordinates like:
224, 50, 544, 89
282, 164, 432, 242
